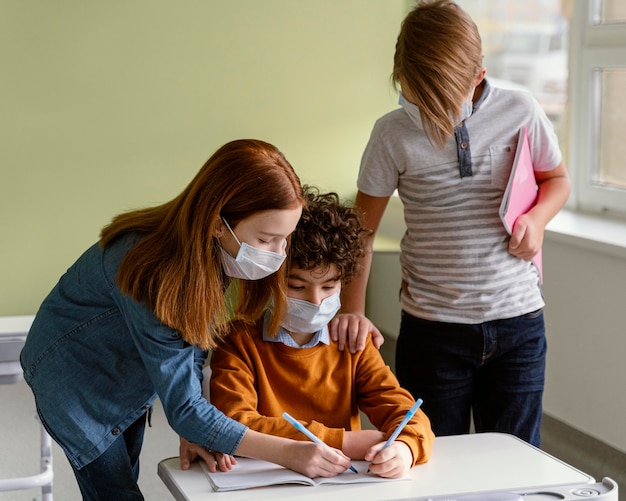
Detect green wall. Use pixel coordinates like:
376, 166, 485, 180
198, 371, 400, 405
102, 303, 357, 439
0, 1, 404, 315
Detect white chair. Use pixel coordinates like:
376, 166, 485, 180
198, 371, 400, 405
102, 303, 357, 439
201, 365, 212, 403
0, 315, 53, 501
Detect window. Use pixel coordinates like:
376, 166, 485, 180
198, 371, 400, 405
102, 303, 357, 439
457, 0, 626, 218
592, 0, 626, 24
455, 0, 568, 138
571, 0, 626, 215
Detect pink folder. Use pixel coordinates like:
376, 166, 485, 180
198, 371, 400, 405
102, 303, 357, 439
499, 127, 543, 283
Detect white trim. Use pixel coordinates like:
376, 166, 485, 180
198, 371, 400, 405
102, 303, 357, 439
545, 209, 626, 261
570, 2, 626, 217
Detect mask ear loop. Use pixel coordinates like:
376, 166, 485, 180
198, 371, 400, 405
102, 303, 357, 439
222, 218, 242, 246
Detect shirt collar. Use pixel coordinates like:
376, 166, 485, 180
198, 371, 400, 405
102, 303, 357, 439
453, 77, 492, 178
262, 312, 330, 348
472, 77, 491, 112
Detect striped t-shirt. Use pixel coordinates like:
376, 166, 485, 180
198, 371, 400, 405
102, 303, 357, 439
357, 80, 561, 324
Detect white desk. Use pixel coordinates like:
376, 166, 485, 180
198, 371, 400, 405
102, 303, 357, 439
158, 433, 610, 500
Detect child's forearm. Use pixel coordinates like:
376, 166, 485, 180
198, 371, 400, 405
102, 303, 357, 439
342, 429, 385, 459
532, 162, 571, 228
339, 243, 374, 315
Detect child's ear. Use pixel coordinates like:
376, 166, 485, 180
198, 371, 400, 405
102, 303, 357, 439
474, 67, 487, 87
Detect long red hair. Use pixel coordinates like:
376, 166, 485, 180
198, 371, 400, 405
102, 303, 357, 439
100, 139, 304, 350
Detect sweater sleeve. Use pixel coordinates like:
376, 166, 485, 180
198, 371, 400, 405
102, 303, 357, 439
209, 326, 345, 447
355, 341, 435, 466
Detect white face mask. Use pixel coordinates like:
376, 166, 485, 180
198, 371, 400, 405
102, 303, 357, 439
281, 290, 341, 334
220, 219, 287, 280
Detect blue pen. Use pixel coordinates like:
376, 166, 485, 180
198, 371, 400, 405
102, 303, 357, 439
381, 398, 424, 450
282, 411, 358, 473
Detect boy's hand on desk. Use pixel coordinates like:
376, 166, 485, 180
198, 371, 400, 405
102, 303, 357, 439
329, 313, 384, 353
179, 437, 237, 472
365, 441, 412, 479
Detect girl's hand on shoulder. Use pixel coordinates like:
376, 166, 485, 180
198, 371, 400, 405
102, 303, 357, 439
179, 436, 237, 472
365, 441, 413, 479
329, 313, 384, 353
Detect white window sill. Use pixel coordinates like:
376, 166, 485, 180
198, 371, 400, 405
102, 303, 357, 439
373, 208, 626, 260
545, 210, 626, 260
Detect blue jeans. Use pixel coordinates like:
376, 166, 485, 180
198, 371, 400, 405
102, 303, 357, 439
70, 411, 147, 500
395, 310, 546, 447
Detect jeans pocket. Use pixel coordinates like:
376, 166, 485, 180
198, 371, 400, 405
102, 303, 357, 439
524, 308, 544, 319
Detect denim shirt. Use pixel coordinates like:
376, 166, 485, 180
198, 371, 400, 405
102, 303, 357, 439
20, 232, 247, 469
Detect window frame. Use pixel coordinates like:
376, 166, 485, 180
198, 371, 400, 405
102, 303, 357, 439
569, 1, 626, 217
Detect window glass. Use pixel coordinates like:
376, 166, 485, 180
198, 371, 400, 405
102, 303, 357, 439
456, 0, 569, 140
597, 69, 626, 189
457, 0, 626, 216
593, 0, 626, 24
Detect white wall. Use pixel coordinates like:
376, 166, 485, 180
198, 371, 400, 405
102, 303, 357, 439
542, 226, 626, 454
0, 0, 405, 316
366, 198, 626, 454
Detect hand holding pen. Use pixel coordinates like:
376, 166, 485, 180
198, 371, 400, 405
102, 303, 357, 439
282, 412, 359, 473
381, 398, 423, 450
366, 398, 424, 478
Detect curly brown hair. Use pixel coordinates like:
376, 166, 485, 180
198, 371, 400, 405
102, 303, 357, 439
287, 187, 368, 284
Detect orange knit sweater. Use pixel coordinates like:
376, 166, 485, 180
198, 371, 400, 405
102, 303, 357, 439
209, 319, 434, 466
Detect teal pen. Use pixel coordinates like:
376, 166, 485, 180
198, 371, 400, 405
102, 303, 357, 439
282, 411, 358, 474
381, 398, 424, 450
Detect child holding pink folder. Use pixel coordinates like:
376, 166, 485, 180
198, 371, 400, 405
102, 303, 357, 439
333, 0, 571, 447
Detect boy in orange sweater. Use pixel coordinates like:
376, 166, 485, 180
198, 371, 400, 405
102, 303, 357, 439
208, 188, 434, 478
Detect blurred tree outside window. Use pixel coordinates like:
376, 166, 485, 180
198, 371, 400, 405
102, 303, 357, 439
457, 0, 626, 216
456, 0, 568, 138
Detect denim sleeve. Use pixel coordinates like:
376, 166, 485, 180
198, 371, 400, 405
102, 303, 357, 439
110, 286, 247, 454
193, 346, 208, 381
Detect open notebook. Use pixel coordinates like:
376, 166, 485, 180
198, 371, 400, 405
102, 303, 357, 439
201, 457, 409, 492
499, 126, 543, 283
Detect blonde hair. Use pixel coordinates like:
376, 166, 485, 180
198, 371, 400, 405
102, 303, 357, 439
393, 0, 483, 148
100, 139, 304, 350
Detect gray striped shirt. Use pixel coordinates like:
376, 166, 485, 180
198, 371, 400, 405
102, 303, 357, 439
357, 82, 561, 324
